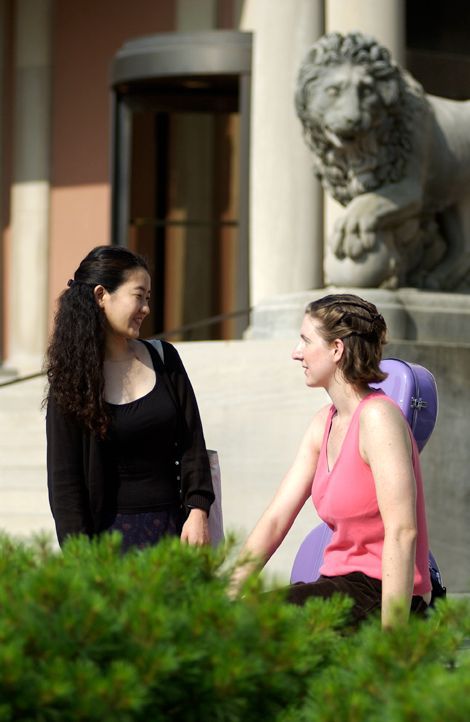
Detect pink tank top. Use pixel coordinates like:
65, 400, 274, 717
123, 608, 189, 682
312, 391, 431, 595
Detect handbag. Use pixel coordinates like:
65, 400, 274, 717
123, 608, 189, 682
206, 449, 224, 547
147, 339, 224, 547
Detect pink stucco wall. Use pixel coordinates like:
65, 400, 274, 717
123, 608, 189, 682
48, 0, 176, 318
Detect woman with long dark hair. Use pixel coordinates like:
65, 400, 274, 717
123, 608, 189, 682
45, 245, 214, 550
231, 293, 431, 628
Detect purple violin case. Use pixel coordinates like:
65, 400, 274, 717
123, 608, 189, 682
290, 358, 439, 586
371, 358, 438, 453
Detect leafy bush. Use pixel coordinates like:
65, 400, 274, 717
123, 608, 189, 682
0, 533, 347, 721
0, 532, 468, 722
281, 599, 470, 722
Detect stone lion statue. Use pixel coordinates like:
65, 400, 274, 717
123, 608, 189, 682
295, 31, 470, 290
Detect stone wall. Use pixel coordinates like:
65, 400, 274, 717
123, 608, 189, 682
176, 338, 470, 593
386, 340, 470, 593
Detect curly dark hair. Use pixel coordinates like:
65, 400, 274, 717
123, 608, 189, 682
305, 293, 387, 386
44, 245, 149, 438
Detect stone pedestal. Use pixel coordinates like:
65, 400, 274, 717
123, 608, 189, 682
249, 287, 470, 344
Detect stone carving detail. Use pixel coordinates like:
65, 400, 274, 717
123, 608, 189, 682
295, 31, 470, 291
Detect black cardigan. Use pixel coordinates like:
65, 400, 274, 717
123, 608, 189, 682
46, 340, 214, 546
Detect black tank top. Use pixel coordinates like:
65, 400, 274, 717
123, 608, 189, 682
105, 377, 180, 512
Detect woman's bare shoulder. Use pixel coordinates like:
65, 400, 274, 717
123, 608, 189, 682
305, 403, 332, 447
314, 402, 333, 424
359, 394, 410, 449
360, 394, 405, 426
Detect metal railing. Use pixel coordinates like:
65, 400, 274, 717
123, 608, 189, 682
0, 307, 252, 388
152, 307, 250, 339
0, 370, 46, 388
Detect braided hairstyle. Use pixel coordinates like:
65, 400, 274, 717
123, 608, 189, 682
305, 293, 387, 386
44, 245, 149, 437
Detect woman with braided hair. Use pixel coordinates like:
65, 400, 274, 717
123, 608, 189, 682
231, 293, 431, 628
45, 245, 213, 550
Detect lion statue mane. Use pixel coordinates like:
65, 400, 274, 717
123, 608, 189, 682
295, 31, 470, 290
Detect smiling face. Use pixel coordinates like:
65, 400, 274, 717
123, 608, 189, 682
97, 268, 151, 340
292, 314, 342, 388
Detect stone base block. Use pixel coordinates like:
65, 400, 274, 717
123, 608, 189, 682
249, 287, 470, 343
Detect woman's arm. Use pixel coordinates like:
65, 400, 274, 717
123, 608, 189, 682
159, 342, 214, 544
46, 396, 92, 546
230, 408, 328, 594
360, 399, 418, 627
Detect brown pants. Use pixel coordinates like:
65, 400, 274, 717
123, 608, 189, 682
286, 572, 428, 626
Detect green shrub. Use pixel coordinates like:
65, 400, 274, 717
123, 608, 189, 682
0, 533, 348, 721
280, 593, 470, 722
0, 532, 468, 722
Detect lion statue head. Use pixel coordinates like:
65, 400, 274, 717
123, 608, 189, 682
295, 32, 424, 206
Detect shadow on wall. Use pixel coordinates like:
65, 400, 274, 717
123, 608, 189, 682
386, 340, 470, 593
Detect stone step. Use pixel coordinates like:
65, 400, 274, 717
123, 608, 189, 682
0, 449, 45, 467
0, 466, 46, 486
0, 429, 45, 445
0, 376, 50, 537
0, 486, 49, 513
0, 513, 56, 540
0, 410, 44, 422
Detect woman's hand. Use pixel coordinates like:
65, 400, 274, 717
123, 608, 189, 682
180, 508, 211, 546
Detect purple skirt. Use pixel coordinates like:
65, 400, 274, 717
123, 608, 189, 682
106, 507, 185, 552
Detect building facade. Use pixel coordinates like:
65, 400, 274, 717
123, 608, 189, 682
1, 0, 469, 373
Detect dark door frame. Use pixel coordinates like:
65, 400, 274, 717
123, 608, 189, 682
110, 31, 252, 334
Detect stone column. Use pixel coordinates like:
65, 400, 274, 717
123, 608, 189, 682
7, 0, 52, 373
240, 0, 324, 307
326, 0, 405, 64
324, 0, 406, 273
0, 0, 6, 362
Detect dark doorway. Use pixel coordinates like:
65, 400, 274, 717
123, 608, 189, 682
111, 32, 251, 341
406, 1, 470, 99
